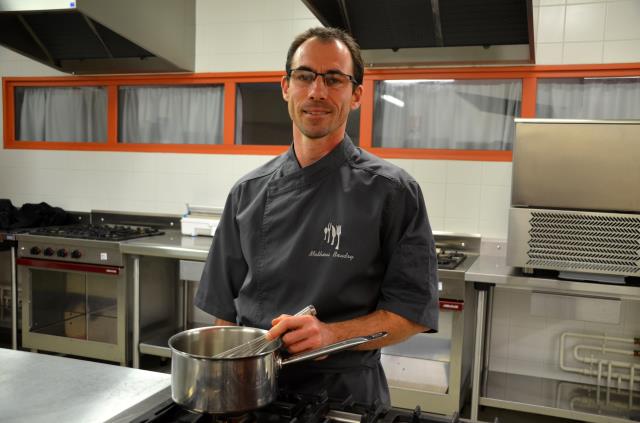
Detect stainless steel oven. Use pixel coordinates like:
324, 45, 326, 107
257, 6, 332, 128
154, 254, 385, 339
381, 232, 480, 415
15, 217, 179, 366
17, 236, 128, 364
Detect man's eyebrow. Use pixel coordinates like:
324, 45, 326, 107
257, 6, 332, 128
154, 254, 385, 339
294, 65, 346, 74
324, 69, 348, 74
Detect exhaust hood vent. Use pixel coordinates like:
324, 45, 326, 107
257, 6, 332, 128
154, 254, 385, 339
0, 0, 195, 74
302, 0, 534, 66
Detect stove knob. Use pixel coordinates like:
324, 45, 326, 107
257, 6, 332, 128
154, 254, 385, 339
71, 250, 82, 259
44, 247, 55, 256
30, 246, 41, 255
57, 248, 68, 258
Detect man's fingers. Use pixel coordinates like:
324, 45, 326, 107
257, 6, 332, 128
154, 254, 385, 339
266, 314, 299, 340
266, 315, 316, 342
285, 337, 317, 354
281, 324, 316, 346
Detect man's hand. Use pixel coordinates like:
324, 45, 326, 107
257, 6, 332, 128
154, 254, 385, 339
266, 310, 426, 354
265, 314, 337, 354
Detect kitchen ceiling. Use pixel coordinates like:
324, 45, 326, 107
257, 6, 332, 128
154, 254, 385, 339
301, 0, 534, 66
0, 0, 195, 74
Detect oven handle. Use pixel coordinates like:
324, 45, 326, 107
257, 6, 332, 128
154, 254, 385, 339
439, 299, 464, 311
16, 258, 121, 275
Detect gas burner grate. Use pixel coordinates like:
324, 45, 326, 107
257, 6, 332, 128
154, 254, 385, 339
130, 391, 332, 423
128, 390, 488, 423
28, 224, 164, 241
436, 250, 467, 270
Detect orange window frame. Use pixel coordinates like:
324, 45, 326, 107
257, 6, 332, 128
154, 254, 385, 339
3, 63, 640, 161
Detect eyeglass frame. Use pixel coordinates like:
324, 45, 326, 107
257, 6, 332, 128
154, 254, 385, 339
286, 67, 360, 88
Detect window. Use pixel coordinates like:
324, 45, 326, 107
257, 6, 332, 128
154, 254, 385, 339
235, 83, 290, 145
373, 79, 522, 150
6, 65, 639, 160
235, 82, 360, 146
536, 77, 640, 119
15, 86, 107, 142
118, 85, 224, 144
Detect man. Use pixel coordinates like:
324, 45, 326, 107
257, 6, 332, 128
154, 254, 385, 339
195, 27, 438, 406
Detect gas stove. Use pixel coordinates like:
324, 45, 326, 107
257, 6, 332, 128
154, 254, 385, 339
26, 223, 164, 241
16, 220, 166, 266
14, 210, 177, 261
431, 233, 480, 303
437, 250, 467, 270
128, 390, 494, 423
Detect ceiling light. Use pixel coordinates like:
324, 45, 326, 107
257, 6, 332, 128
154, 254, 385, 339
381, 94, 405, 108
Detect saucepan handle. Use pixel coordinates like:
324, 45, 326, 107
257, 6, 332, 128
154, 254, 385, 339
279, 331, 388, 367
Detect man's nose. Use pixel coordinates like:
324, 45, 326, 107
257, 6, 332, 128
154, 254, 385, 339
307, 75, 328, 98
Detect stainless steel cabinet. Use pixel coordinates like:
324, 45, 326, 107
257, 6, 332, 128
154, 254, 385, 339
135, 258, 213, 365
469, 267, 640, 423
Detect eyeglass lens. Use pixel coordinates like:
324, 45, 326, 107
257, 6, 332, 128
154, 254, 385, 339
291, 69, 351, 87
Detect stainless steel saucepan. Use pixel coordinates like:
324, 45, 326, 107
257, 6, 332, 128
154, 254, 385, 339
168, 326, 387, 414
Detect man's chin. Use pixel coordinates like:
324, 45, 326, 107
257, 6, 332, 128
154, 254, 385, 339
298, 126, 330, 140
302, 132, 330, 140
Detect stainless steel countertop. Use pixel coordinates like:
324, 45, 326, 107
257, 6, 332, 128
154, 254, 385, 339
119, 230, 212, 261
465, 254, 640, 300
0, 349, 170, 423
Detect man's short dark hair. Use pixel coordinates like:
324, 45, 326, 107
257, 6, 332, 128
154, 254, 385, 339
285, 27, 364, 86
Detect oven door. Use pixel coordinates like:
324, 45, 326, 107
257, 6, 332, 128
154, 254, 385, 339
17, 258, 127, 364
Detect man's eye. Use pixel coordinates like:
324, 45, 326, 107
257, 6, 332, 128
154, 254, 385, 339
296, 72, 315, 82
324, 75, 343, 87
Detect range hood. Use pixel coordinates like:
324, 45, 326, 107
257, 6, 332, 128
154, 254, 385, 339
302, 0, 534, 67
0, 0, 195, 74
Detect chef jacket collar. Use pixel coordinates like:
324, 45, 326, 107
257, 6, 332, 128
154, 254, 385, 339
270, 135, 357, 193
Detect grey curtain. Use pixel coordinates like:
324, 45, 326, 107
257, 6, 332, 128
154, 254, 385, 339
16, 86, 107, 142
536, 78, 640, 119
373, 79, 522, 150
119, 85, 224, 144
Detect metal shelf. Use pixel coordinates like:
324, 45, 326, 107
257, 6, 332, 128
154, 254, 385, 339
138, 327, 180, 359
480, 371, 640, 423
383, 334, 451, 362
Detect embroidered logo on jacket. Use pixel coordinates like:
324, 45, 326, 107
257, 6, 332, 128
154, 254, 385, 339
308, 222, 354, 261
323, 222, 342, 250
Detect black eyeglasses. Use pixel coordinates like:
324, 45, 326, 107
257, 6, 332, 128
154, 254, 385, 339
288, 68, 358, 89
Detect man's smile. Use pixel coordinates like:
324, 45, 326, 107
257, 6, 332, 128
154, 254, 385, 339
302, 106, 332, 116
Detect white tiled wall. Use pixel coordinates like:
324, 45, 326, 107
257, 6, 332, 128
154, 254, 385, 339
1, 0, 639, 239
534, 0, 640, 64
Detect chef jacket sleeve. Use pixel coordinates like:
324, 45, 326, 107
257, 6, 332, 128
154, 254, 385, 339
194, 190, 247, 323
376, 180, 439, 332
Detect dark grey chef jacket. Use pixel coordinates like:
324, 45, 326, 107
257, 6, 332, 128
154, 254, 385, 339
195, 135, 438, 407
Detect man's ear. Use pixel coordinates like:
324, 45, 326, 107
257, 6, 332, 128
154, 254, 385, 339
281, 76, 290, 102
350, 84, 363, 110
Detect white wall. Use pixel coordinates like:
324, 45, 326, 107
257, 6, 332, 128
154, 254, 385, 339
533, 0, 640, 64
1, 0, 640, 238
